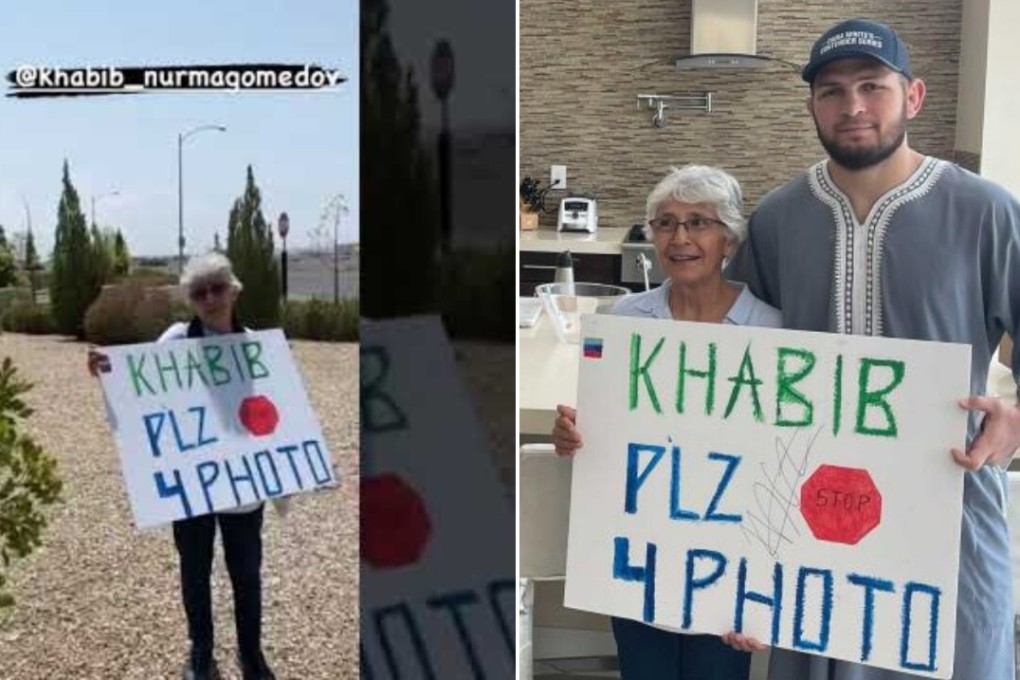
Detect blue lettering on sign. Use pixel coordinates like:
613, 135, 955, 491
682, 549, 727, 629
362, 579, 514, 679
225, 456, 262, 506
900, 582, 940, 672
703, 452, 742, 522
625, 443, 666, 514
487, 579, 516, 656
141, 406, 218, 457
253, 449, 283, 497
143, 411, 167, 457
625, 440, 744, 522
276, 444, 304, 489
169, 407, 195, 452
734, 558, 783, 645
197, 460, 220, 513
155, 469, 192, 516
793, 567, 834, 652
192, 406, 217, 447
669, 444, 700, 520
847, 572, 894, 662
426, 591, 484, 677
612, 536, 657, 623
373, 602, 437, 679
302, 439, 334, 484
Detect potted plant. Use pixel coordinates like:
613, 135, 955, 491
519, 176, 553, 231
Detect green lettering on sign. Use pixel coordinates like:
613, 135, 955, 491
361, 346, 408, 433
676, 341, 716, 415
202, 345, 232, 386
242, 341, 270, 379
775, 347, 816, 427
855, 358, 905, 438
629, 333, 663, 414
724, 344, 764, 422
127, 353, 156, 396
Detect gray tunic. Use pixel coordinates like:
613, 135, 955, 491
726, 156, 1020, 680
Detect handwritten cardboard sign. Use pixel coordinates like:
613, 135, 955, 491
359, 316, 515, 678
564, 314, 970, 678
99, 329, 336, 529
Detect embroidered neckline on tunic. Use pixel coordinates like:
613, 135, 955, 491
807, 156, 946, 335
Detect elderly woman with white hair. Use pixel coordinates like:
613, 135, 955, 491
88, 252, 276, 680
552, 165, 780, 680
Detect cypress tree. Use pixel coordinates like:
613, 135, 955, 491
50, 160, 100, 338
226, 166, 281, 328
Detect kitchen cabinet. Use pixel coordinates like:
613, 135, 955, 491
519, 226, 649, 295
520, 251, 622, 296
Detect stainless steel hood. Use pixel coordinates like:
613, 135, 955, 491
675, 0, 771, 69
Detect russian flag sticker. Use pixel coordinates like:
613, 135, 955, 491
583, 337, 603, 359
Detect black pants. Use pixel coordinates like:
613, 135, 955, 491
172, 506, 265, 671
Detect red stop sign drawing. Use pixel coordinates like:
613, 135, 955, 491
361, 473, 432, 569
238, 395, 279, 436
800, 464, 882, 545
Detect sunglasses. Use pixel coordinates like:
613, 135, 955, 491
189, 281, 228, 301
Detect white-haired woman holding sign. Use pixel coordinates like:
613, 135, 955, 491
88, 252, 276, 680
551, 165, 781, 680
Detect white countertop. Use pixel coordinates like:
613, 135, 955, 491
519, 311, 580, 435
520, 227, 629, 255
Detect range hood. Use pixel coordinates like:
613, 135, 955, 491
675, 0, 771, 69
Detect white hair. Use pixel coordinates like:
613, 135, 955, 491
644, 165, 746, 243
180, 252, 243, 293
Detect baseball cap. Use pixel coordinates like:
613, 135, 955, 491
801, 18, 913, 84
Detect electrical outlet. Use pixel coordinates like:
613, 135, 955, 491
550, 165, 567, 191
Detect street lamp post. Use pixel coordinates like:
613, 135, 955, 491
21, 196, 36, 303
178, 124, 226, 273
278, 212, 290, 300
90, 190, 120, 229
430, 39, 455, 258
333, 205, 341, 303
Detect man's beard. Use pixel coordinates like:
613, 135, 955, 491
815, 113, 908, 171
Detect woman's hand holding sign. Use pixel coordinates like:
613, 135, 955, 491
87, 347, 111, 377
721, 631, 768, 653
552, 404, 583, 456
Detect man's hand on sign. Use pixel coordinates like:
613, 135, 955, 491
86, 347, 111, 377
720, 631, 768, 653
951, 396, 1020, 470
552, 404, 583, 456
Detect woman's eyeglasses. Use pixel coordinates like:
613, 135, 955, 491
189, 282, 228, 301
648, 215, 726, 236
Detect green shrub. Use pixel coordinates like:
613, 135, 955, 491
440, 244, 513, 341
0, 287, 33, 322
122, 266, 177, 287
282, 298, 358, 342
1, 302, 56, 335
0, 357, 63, 608
83, 283, 176, 345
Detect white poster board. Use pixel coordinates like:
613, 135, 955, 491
99, 329, 336, 529
359, 316, 515, 678
564, 314, 970, 678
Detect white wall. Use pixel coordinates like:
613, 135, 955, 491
979, 0, 1020, 196
954, 0, 989, 154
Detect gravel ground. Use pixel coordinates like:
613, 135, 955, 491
0, 334, 359, 680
